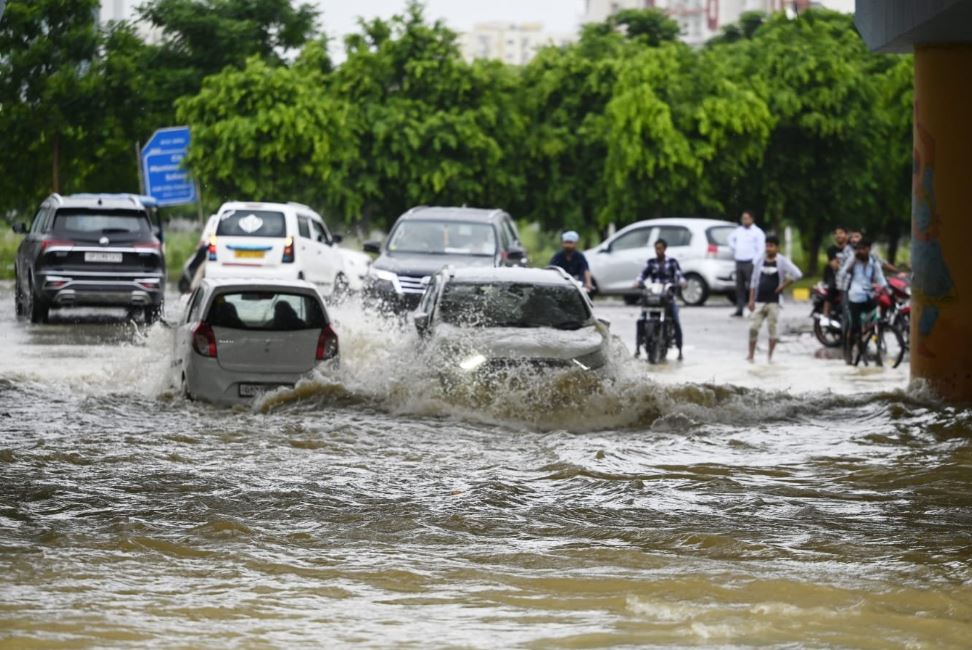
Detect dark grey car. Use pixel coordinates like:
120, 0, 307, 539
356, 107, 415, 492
363, 206, 528, 311
12, 193, 166, 323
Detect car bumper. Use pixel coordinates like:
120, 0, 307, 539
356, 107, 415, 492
363, 282, 424, 312
38, 273, 164, 308
185, 355, 315, 405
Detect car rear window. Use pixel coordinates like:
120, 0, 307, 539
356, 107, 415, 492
438, 282, 591, 329
216, 210, 287, 238
707, 226, 734, 246
52, 210, 152, 241
206, 292, 326, 331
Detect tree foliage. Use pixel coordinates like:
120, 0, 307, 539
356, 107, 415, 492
1, 0, 914, 264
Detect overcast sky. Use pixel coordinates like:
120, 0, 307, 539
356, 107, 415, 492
316, 0, 587, 57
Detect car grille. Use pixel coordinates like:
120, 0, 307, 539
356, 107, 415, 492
397, 274, 427, 294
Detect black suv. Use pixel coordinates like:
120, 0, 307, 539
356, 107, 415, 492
363, 206, 528, 311
12, 193, 166, 323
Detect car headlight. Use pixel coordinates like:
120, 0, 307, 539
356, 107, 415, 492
367, 268, 400, 293
459, 353, 487, 372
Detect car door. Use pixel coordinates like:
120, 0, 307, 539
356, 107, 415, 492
295, 215, 316, 280
651, 225, 694, 268
175, 286, 206, 374
594, 226, 654, 292
309, 217, 340, 290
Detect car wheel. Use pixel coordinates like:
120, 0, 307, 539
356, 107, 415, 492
144, 304, 162, 326
623, 294, 640, 306
26, 277, 49, 324
680, 273, 709, 307
332, 272, 350, 298
14, 272, 25, 317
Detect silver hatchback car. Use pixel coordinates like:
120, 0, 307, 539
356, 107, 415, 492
585, 218, 737, 306
174, 279, 338, 404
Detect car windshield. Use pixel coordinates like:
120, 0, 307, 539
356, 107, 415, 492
388, 220, 496, 256
707, 226, 734, 246
206, 291, 326, 331
216, 210, 287, 238
437, 282, 591, 329
53, 210, 152, 241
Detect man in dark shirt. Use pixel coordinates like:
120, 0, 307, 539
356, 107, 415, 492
822, 226, 852, 326
747, 235, 803, 362
549, 231, 593, 291
634, 239, 684, 360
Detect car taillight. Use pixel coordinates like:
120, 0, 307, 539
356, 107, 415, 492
192, 323, 217, 358
282, 236, 295, 264
40, 239, 74, 252
133, 241, 161, 250
706, 243, 718, 257
208, 236, 217, 261
316, 324, 339, 361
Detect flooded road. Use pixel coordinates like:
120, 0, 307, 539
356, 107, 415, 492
1, 283, 971, 648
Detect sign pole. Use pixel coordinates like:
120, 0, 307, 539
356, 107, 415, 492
135, 141, 146, 195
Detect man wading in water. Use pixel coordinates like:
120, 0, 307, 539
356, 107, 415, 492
747, 235, 802, 362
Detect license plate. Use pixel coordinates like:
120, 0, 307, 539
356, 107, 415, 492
85, 252, 123, 263
234, 250, 265, 259
239, 383, 290, 398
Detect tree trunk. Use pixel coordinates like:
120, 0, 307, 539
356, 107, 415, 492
886, 218, 902, 264
806, 225, 824, 276
51, 131, 61, 193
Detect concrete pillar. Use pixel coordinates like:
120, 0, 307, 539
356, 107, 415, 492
910, 45, 972, 401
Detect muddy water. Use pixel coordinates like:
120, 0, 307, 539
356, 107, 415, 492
1, 286, 971, 648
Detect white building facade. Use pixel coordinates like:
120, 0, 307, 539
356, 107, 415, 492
99, 0, 139, 23
582, 0, 855, 46
459, 22, 575, 65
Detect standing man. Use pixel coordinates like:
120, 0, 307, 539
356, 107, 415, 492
634, 238, 685, 360
549, 231, 593, 292
821, 225, 853, 327
837, 238, 888, 365
728, 210, 765, 317
747, 235, 803, 362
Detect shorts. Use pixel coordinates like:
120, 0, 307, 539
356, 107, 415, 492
749, 302, 781, 341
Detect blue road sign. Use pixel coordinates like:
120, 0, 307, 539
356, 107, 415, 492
141, 126, 196, 207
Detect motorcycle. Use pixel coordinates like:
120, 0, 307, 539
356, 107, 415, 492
635, 281, 676, 364
810, 282, 843, 348
887, 272, 911, 348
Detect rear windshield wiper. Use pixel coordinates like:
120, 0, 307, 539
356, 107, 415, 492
551, 320, 587, 330
101, 228, 136, 234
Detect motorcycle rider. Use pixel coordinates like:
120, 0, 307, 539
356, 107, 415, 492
634, 238, 684, 361
747, 235, 803, 362
549, 231, 593, 292
821, 226, 852, 328
837, 238, 888, 364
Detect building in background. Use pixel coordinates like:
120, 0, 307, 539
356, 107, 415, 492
582, 0, 855, 46
99, 0, 139, 23
459, 22, 575, 65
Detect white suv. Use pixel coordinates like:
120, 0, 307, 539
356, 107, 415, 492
205, 201, 369, 296
585, 218, 737, 306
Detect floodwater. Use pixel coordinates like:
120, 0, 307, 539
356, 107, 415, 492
1, 284, 970, 648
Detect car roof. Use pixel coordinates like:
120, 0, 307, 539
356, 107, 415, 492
200, 278, 322, 294
445, 266, 574, 286
617, 217, 736, 231
216, 201, 309, 214
398, 206, 507, 224
51, 193, 150, 211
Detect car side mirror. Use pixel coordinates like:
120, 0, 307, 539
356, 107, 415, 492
12, 223, 27, 234
597, 317, 611, 330
331, 233, 343, 244
507, 245, 525, 262
363, 240, 381, 255
599, 245, 611, 254
414, 312, 430, 334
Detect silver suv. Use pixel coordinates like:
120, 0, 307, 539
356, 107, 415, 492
584, 218, 736, 306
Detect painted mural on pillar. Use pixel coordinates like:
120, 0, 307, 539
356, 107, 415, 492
911, 102, 955, 359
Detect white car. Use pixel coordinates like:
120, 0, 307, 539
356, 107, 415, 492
205, 201, 369, 296
414, 266, 611, 378
173, 279, 338, 404
585, 218, 737, 306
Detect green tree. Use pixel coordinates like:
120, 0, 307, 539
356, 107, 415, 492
0, 0, 101, 215
175, 55, 355, 216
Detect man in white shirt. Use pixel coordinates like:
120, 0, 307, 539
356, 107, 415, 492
728, 210, 766, 317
